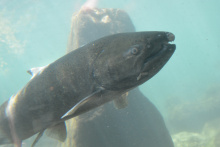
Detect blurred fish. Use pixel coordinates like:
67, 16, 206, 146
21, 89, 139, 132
0, 31, 175, 147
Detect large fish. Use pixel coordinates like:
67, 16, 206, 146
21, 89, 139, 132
0, 31, 175, 147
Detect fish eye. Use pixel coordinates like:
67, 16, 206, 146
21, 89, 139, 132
131, 47, 139, 55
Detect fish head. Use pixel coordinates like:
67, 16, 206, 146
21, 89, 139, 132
93, 31, 176, 90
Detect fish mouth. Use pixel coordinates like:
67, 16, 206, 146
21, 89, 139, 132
166, 32, 175, 42
147, 32, 175, 60
137, 33, 176, 81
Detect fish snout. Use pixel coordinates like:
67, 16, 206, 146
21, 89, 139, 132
166, 32, 175, 42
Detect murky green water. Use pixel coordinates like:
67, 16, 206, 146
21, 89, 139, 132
0, 0, 219, 146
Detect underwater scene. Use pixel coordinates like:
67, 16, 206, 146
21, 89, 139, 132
0, 0, 220, 147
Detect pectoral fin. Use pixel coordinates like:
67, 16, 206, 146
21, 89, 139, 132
45, 122, 67, 142
31, 121, 66, 147
31, 131, 44, 147
61, 88, 105, 120
113, 92, 128, 109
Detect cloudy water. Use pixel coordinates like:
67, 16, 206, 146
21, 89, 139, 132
0, 0, 219, 147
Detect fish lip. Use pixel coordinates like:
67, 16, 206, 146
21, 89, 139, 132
141, 43, 176, 73
166, 32, 175, 42
143, 42, 176, 64
137, 43, 175, 81
146, 32, 175, 61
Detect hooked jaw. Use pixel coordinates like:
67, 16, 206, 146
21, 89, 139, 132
137, 32, 176, 81
166, 32, 175, 42
163, 32, 176, 52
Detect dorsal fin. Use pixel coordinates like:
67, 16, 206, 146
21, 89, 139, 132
27, 65, 48, 77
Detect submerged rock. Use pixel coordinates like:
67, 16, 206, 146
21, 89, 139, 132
66, 8, 135, 52
58, 8, 173, 147
202, 118, 220, 147
168, 85, 220, 133
172, 118, 220, 147
172, 132, 207, 147
59, 88, 174, 147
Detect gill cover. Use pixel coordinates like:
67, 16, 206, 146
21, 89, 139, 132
92, 43, 146, 90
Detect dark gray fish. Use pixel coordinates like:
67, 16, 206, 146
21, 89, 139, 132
0, 31, 175, 147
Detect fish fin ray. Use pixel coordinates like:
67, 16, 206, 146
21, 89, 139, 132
31, 131, 44, 147
113, 92, 128, 109
61, 88, 104, 120
45, 122, 67, 142
27, 65, 48, 77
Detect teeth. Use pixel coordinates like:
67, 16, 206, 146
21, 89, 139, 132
137, 72, 148, 81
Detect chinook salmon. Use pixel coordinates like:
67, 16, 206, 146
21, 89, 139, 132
0, 31, 175, 147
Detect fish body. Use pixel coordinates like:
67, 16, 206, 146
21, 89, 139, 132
0, 31, 175, 146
